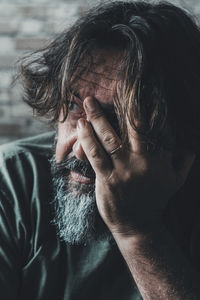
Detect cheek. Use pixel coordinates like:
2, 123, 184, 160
57, 117, 77, 144
56, 119, 77, 162
56, 110, 87, 162
68, 114, 81, 128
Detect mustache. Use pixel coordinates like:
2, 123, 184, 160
51, 155, 96, 179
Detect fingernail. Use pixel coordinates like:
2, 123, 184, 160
77, 118, 86, 129
85, 97, 96, 111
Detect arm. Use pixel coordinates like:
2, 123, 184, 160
77, 96, 200, 299
113, 224, 200, 300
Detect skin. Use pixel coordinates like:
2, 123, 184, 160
56, 48, 121, 163
56, 49, 200, 299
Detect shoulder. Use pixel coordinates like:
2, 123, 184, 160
0, 131, 55, 162
0, 131, 55, 199
0, 132, 56, 261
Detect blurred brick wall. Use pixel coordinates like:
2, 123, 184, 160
0, 0, 199, 145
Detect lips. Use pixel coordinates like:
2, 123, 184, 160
70, 170, 95, 184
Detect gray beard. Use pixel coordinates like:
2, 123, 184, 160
50, 155, 112, 245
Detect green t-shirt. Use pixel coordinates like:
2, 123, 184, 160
0, 132, 141, 300
0, 132, 200, 299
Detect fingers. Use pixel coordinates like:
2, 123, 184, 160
83, 97, 123, 159
77, 118, 113, 177
126, 120, 149, 154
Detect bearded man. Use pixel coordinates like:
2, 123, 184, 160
1, 1, 200, 299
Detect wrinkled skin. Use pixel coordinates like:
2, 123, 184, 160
56, 48, 195, 238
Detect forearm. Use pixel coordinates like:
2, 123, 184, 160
112, 223, 200, 300
76, 90, 198, 298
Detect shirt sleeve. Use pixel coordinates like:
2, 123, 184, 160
0, 134, 54, 299
0, 188, 22, 299
0, 149, 31, 299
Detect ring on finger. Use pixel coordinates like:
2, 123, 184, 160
109, 144, 123, 156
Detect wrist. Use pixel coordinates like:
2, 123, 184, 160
106, 211, 165, 237
111, 221, 167, 246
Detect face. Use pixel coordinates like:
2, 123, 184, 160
50, 49, 121, 245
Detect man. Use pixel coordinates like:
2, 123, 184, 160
1, 1, 200, 299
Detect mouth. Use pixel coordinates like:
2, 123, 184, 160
70, 170, 95, 184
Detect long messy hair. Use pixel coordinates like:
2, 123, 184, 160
19, 1, 200, 153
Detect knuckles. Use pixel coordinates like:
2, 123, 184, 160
102, 131, 119, 148
105, 172, 120, 188
105, 169, 133, 189
89, 111, 104, 122
88, 143, 102, 160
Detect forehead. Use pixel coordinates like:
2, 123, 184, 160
71, 49, 122, 104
